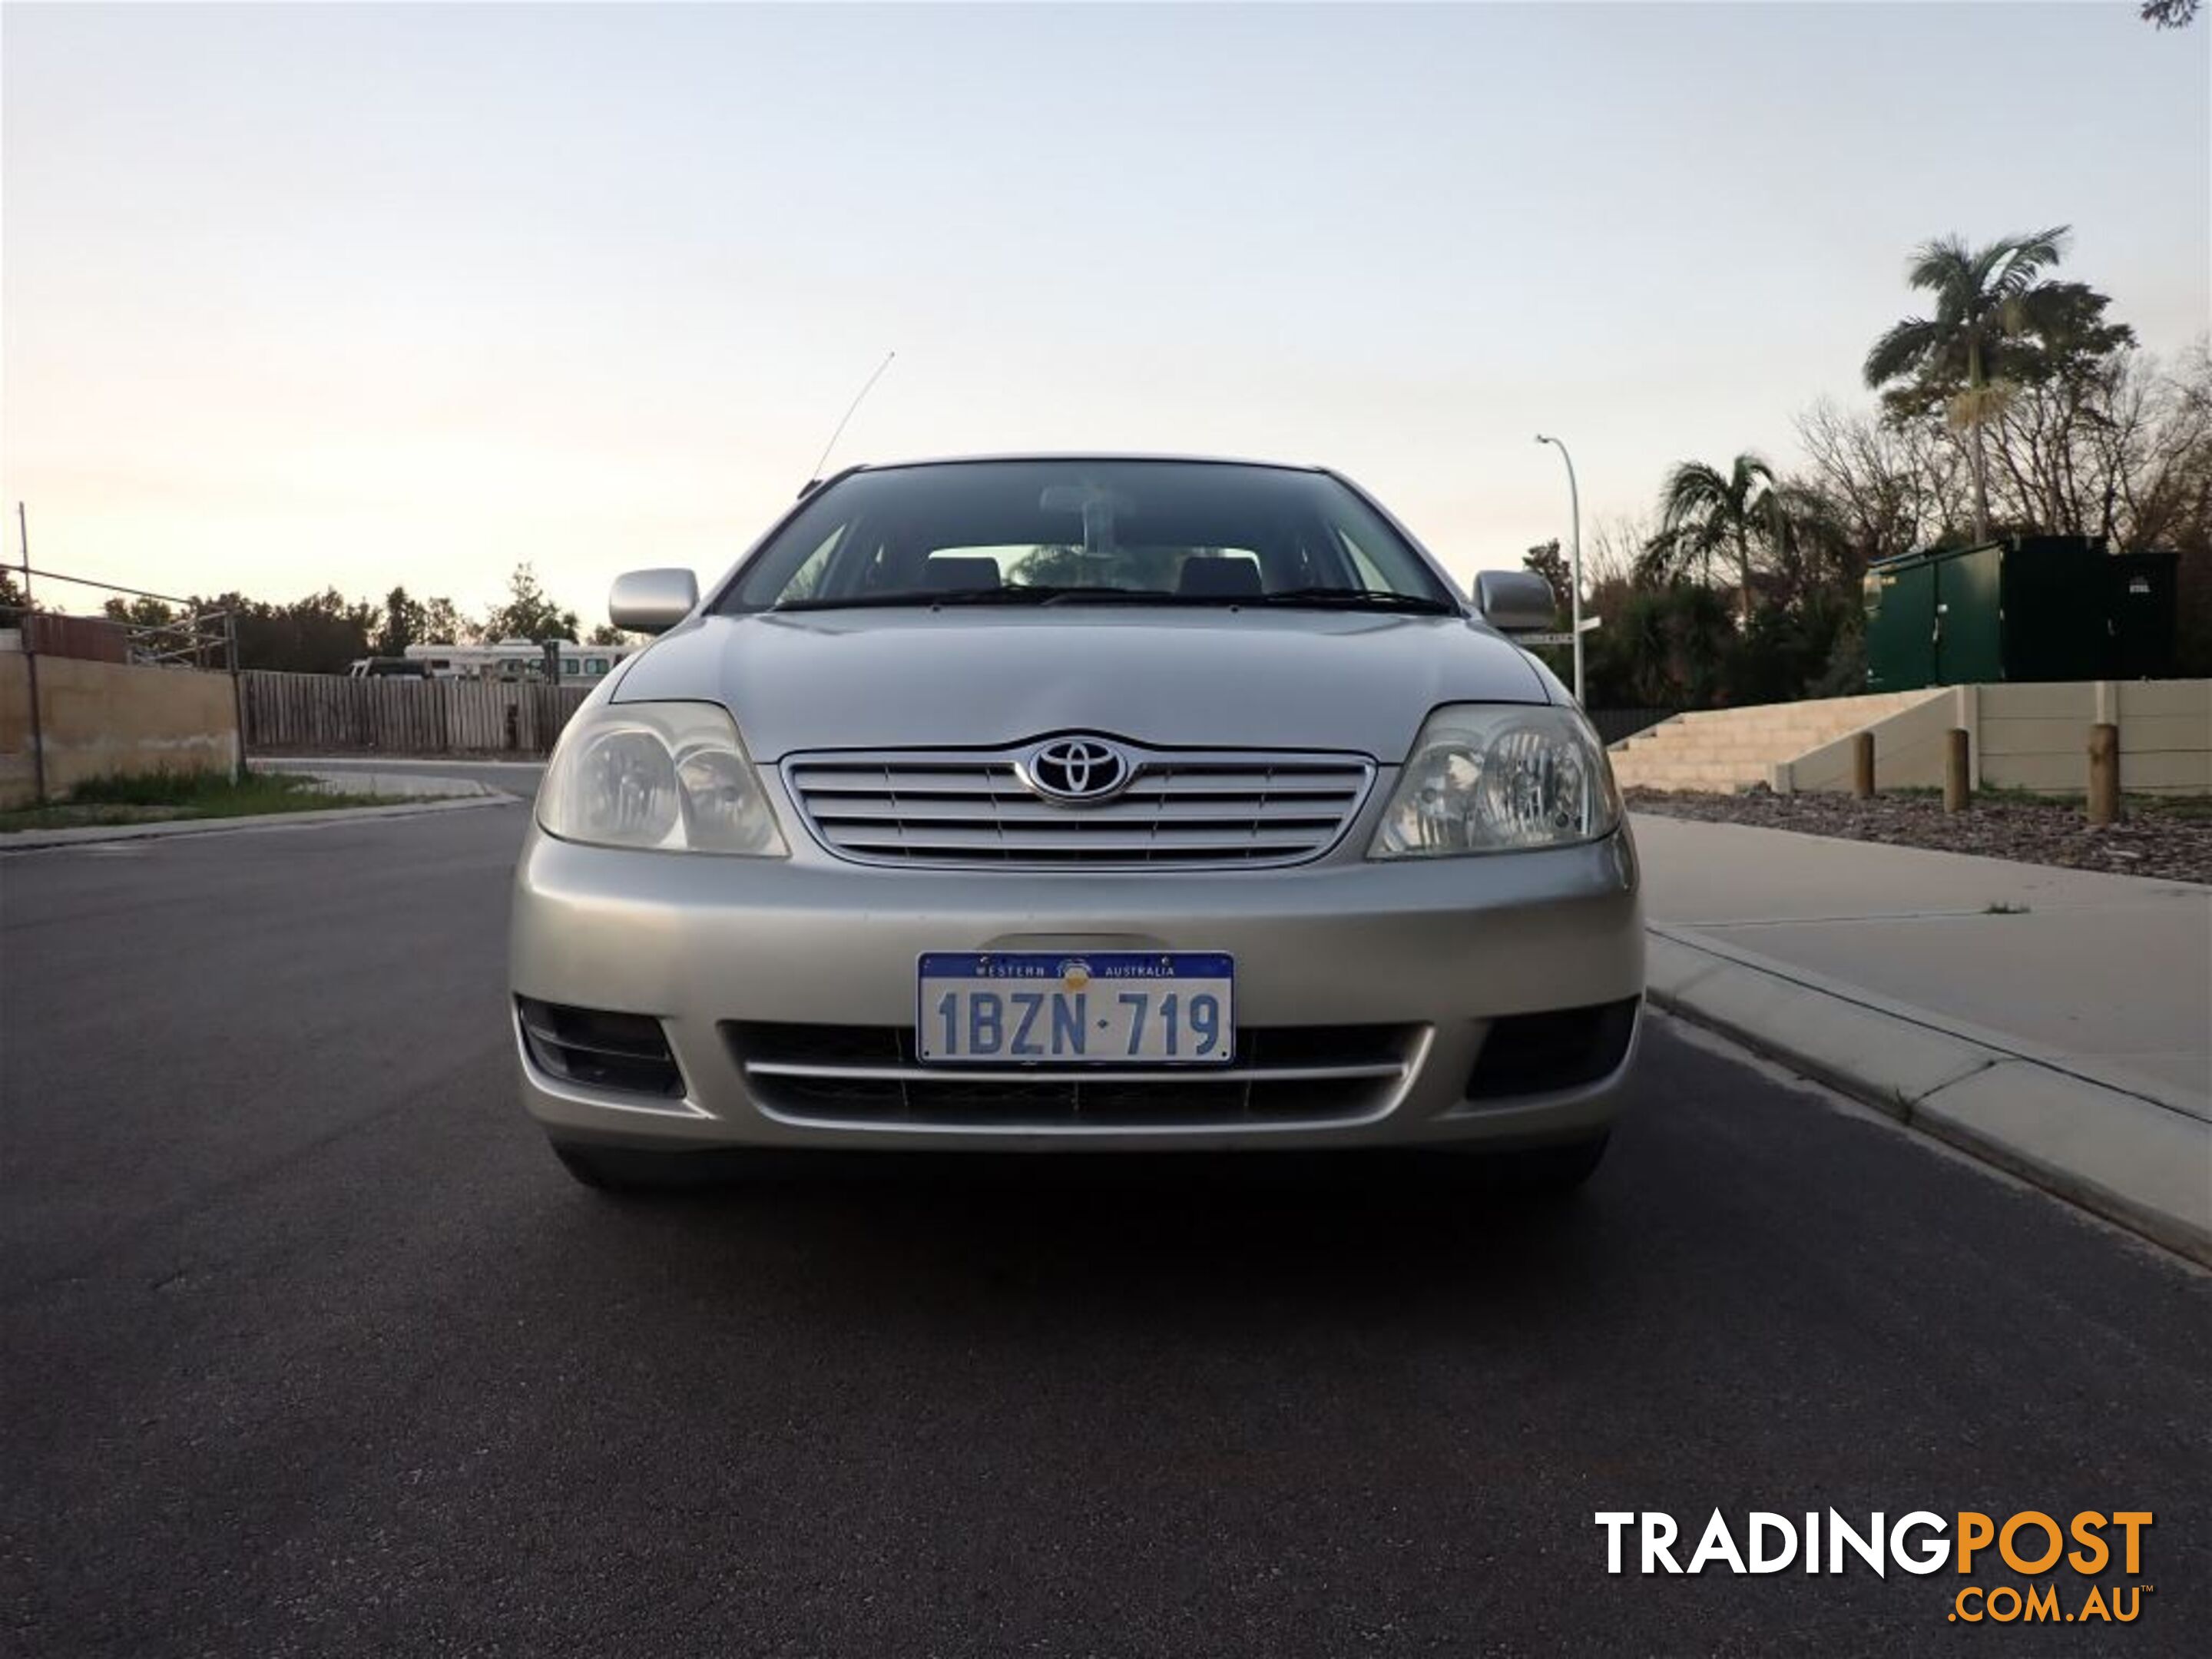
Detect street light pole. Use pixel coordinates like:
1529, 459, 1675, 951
1534, 434, 1584, 705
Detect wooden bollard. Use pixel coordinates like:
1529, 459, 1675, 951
1944, 727, 1971, 814
2088, 723, 2120, 825
1852, 732, 1875, 799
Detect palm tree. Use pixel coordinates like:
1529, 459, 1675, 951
1643, 452, 1778, 626
1862, 227, 2074, 541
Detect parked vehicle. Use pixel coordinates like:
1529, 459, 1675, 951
510, 455, 1643, 1190
345, 656, 432, 679
399, 640, 637, 684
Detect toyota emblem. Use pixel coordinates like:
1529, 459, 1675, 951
1019, 737, 1134, 804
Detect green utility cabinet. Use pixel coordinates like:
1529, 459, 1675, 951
1864, 535, 2174, 691
1866, 556, 1939, 689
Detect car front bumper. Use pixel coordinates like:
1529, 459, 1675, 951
509, 824, 1644, 1154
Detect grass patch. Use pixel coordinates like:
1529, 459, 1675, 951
0, 769, 410, 834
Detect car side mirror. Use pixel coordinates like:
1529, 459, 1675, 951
1474, 570, 1556, 633
608, 568, 699, 635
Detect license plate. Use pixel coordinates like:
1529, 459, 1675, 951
916, 951, 1234, 1065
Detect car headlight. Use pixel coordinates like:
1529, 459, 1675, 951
537, 700, 788, 856
1369, 704, 1620, 858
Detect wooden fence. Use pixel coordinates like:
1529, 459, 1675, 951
241, 671, 591, 757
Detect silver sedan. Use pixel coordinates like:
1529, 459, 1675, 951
511, 456, 1643, 1190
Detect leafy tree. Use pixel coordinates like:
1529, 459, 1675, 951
1730, 589, 1856, 705
0, 567, 30, 614
419, 596, 468, 645
584, 623, 636, 647
1757, 482, 1856, 613
102, 593, 220, 661
1513, 540, 1571, 684
377, 586, 427, 657
1602, 583, 1737, 708
102, 594, 181, 629
217, 588, 378, 674
1522, 538, 1568, 601
371, 590, 470, 654
2141, 1, 2200, 27
1861, 228, 2132, 540
1811, 624, 1869, 700
1642, 452, 1781, 624
480, 563, 578, 644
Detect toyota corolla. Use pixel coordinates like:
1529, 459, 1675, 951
511, 456, 1642, 1190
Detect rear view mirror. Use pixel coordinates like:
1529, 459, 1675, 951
608, 568, 699, 635
1474, 570, 1556, 633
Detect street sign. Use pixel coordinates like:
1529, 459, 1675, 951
1516, 617, 1601, 647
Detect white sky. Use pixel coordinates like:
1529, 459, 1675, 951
3, 2, 2206, 624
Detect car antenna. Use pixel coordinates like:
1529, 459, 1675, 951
803, 349, 896, 493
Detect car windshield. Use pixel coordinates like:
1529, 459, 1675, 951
719, 459, 1461, 614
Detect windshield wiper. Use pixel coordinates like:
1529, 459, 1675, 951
772, 584, 1174, 612
1243, 587, 1459, 615
769, 584, 1458, 615
1038, 587, 1187, 605
770, 588, 1027, 611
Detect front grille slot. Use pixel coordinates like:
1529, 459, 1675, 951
783, 748, 1373, 869
725, 1022, 1421, 1128
518, 998, 685, 1098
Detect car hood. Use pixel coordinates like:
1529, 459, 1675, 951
612, 608, 1551, 762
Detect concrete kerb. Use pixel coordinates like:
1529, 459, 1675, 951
1646, 922, 2212, 1266
290, 768, 491, 799
0, 791, 513, 852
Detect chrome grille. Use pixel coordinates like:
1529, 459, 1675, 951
781, 746, 1374, 869
725, 1022, 1426, 1129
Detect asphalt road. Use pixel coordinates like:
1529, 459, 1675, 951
4, 806, 2208, 1657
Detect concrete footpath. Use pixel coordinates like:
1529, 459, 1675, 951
248, 754, 548, 800
287, 766, 492, 800
1633, 812, 2211, 1263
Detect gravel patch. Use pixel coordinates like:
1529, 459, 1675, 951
1626, 786, 2212, 886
